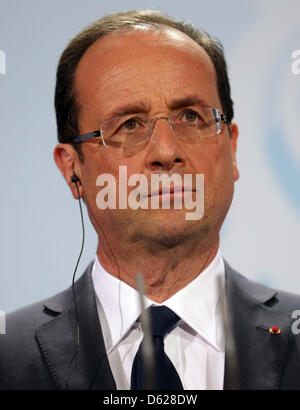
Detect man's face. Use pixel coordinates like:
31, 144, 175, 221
69, 27, 238, 246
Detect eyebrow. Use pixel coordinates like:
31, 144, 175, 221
108, 101, 150, 119
106, 95, 210, 120
168, 95, 210, 110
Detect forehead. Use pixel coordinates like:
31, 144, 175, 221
75, 27, 219, 118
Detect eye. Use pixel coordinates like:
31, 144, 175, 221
120, 118, 139, 131
105, 116, 146, 145
181, 109, 201, 123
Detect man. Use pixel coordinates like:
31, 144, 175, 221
1, 9, 300, 390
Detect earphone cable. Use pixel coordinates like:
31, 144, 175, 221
65, 179, 85, 389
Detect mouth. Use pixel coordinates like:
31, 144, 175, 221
147, 186, 195, 197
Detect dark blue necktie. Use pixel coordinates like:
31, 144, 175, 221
131, 306, 184, 390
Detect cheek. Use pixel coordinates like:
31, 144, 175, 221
81, 148, 139, 207
189, 141, 234, 202
208, 145, 235, 207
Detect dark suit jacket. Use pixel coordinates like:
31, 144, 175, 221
1, 261, 300, 390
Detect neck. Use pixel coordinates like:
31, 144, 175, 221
96, 232, 220, 303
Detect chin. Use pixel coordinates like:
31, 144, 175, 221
137, 210, 207, 247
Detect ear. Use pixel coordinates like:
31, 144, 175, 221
229, 123, 239, 182
53, 144, 83, 199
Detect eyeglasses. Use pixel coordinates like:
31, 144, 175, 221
73, 106, 228, 156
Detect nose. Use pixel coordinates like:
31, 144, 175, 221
145, 117, 187, 172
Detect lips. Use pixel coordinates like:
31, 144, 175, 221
136, 174, 197, 200
149, 185, 194, 197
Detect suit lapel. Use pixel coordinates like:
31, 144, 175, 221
224, 261, 292, 389
35, 263, 116, 390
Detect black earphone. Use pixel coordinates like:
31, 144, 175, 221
71, 174, 80, 183
66, 173, 84, 389
68, 172, 155, 389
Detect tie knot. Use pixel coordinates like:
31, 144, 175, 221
149, 306, 180, 339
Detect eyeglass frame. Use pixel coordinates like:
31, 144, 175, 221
72, 107, 228, 147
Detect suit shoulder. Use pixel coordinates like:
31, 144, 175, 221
0, 294, 63, 354
272, 287, 300, 314
0, 265, 91, 353
225, 260, 300, 314
0, 262, 94, 389
0, 298, 60, 389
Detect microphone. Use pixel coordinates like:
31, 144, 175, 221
135, 273, 155, 389
217, 275, 240, 389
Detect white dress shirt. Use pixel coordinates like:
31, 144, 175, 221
92, 249, 226, 390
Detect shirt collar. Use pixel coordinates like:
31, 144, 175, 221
92, 248, 225, 353
92, 258, 153, 353
163, 249, 225, 351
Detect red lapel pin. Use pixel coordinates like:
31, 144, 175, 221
269, 326, 281, 334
